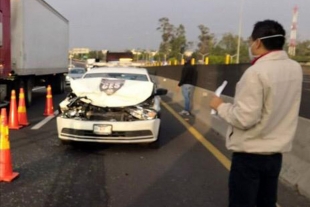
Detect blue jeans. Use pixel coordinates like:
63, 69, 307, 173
181, 84, 194, 112
229, 153, 282, 207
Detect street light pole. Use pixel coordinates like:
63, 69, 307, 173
102, 50, 108, 62
199, 52, 209, 64
236, 0, 245, 64
179, 53, 184, 64
230, 54, 237, 64
68, 50, 73, 67
150, 51, 157, 61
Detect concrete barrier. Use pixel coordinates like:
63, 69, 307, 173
153, 75, 310, 199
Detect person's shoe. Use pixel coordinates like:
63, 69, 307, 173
179, 110, 187, 115
179, 110, 190, 116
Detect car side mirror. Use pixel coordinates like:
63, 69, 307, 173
155, 88, 168, 96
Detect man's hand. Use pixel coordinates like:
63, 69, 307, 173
210, 95, 223, 111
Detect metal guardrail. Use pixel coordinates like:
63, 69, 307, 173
146, 64, 310, 119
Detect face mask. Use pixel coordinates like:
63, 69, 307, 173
248, 42, 259, 61
248, 34, 285, 61
259, 34, 285, 40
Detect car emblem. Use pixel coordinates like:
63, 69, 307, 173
99, 78, 125, 95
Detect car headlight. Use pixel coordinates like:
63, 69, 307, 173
59, 99, 70, 113
129, 106, 157, 120
66, 76, 72, 81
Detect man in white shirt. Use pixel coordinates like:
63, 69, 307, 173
210, 20, 303, 207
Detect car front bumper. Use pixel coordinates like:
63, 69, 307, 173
56, 116, 160, 143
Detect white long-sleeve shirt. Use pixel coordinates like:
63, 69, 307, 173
218, 51, 303, 153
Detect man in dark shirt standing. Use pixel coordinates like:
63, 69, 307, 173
178, 58, 197, 116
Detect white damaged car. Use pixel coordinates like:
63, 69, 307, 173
56, 67, 167, 148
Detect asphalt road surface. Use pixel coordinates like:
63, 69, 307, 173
0, 86, 309, 207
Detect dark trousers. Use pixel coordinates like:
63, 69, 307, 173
229, 152, 282, 207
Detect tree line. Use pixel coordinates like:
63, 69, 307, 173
155, 17, 310, 64
80, 17, 309, 64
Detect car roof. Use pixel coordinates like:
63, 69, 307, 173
85, 67, 149, 75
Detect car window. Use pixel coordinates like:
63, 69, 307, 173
83, 73, 149, 81
70, 69, 85, 74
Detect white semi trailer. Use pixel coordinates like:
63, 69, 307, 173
0, 0, 69, 107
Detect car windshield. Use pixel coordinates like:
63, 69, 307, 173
69, 68, 85, 74
83, 73, 149, 81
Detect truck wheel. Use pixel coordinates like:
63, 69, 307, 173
60, 75, 65, 93
25, 78, 34, 107
52, 74, 65, 94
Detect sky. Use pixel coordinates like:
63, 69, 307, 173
45, 0, 310, 51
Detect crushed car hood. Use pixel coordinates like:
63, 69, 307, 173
70, 78, 154, 107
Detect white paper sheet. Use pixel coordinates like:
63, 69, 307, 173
211, 80, 228, 115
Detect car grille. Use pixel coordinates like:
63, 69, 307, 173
61, 128, 152, 138
86, 111, 135, 121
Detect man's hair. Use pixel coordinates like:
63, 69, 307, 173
251, 20, 286, 50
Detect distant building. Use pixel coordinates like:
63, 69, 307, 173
70, 48, 90, 55
106, 51, 134, 62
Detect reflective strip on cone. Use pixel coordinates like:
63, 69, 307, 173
0, 131, 10, 150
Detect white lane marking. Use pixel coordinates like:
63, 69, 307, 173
31, 111, 59, 130
32, 86, 46, 91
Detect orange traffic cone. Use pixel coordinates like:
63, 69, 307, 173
18, 88, 29, 126
8, 90, 22, 129
0, 108, 19, 182
44, 85, 54, 116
